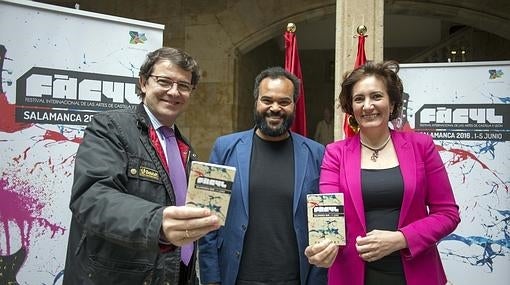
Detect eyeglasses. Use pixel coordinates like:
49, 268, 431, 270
148, 75, 194, 94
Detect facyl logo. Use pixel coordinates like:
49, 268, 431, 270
415, 104, 509, 130
419, 107, 502, 124
15, 67, 140, 125
313, 206, 341, 214
17, 67, 139, 111
196, 177, 228, 189
312, 205, 344, 217
195, 177, 233, 193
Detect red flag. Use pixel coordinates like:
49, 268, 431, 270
284, 29, 307, 137
354, 34, 367, 69
343, 33, 367, 138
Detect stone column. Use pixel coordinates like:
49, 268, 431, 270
334, 0, 384, 139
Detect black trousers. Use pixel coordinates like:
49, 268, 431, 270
365, 266, 406, 285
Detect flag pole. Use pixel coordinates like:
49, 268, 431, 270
357, 25, 367, 35
284, 23, 307, 137
343, 25, 368, 138
354, 25, 367, 69
287, 22, 296, 33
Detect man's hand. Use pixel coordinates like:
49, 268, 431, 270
304, 239, 339, 268
161, 206, 221, 246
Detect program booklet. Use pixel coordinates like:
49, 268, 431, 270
307, 193, 345, 245
186, 161, 236, 226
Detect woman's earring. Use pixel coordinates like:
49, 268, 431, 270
348, 115, 359, 133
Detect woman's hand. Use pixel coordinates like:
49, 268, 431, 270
304, 239, 339, 268
355, 230, 407, 262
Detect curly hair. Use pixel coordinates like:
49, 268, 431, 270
253, 66, 300, 101
339, 60, 403, 122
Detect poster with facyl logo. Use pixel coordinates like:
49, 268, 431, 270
0, 0, 163, 283
399, 61, 510, 285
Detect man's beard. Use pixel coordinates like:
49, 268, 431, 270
254, 109, 294, 137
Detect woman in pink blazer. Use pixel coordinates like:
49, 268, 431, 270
305, 61, 460, 285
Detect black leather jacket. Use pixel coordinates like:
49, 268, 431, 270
63, 104, 198, 285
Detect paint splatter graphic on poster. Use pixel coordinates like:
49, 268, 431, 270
1, 56, 77, 283
1, 1, 162, 283
400, 62, 510, 285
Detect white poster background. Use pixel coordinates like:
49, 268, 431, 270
400, 61, 510, 285
0, 0, 163, 284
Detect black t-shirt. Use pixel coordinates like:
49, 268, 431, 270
236, 134, 300, 284
362, 166, 405, 276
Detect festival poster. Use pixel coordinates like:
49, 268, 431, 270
0, 0, 163, 283
399, 61, 510, 285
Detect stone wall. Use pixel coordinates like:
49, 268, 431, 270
65, 0, 337, 159
35, 0, 510, 158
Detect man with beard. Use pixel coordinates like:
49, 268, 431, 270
199, 67, 327, 285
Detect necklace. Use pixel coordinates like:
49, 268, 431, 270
360, 135, 391, 162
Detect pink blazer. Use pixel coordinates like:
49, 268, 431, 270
321, 130, 460, 285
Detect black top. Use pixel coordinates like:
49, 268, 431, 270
361, 166, 405, 277
237, 134, 299, 284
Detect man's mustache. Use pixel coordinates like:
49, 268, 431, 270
266, 110, 284, 117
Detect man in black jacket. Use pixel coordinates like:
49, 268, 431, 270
63, 47, 220, 285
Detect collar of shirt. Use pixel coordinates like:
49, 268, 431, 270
143, 104, 174, 157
